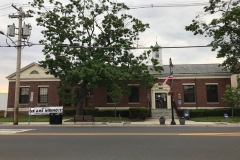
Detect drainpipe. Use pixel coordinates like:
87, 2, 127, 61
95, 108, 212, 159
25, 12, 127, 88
195, 77, 198, 109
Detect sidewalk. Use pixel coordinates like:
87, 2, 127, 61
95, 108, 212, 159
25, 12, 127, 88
140, 118, 235, 126
1, 118, 240, 127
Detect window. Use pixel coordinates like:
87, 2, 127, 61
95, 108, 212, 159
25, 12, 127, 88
19, 87, 29, 103
30, 70, 39, 74
38, 87, 48, 103
128, 86, 139, 103
183, 85, 195, 103
206, 85, 218, 102
107, 94, 114, 103
64, 89, 72, 106
237, 75, 240, 88
106, 89, 115, 103
88, 89, 93, 96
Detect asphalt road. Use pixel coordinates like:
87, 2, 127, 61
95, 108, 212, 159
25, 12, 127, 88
0, 126, 240, 160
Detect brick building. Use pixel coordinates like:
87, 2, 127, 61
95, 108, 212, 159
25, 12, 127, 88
6, 44, 235, 115
6, 63, 61, 116
6, 62, 234, 116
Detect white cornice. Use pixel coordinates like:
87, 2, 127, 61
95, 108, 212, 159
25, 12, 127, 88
9, 79, 60, 82
157, 75, 231, 79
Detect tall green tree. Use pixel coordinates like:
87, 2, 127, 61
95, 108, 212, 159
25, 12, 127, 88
31, 0, 162, 115
224, 85, 240, 117
185, 0, 240, 73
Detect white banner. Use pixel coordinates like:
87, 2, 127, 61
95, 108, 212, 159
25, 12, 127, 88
29, 106, 63, 115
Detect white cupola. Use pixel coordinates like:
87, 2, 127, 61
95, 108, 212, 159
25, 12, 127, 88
152, 42, 162, 66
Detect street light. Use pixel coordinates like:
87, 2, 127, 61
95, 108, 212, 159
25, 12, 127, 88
147, 93, 151, 117
169, 58, 176, 125
0, 30, 17, 46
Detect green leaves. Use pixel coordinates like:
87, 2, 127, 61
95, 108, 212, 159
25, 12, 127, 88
31, 0, 161, 106
224, 85, 240, 117
186, 0, 240, 73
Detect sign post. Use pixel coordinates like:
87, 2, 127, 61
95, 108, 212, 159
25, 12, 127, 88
29, 106, 63, 115
28, 106, 63, 124
28, 92, 34, 125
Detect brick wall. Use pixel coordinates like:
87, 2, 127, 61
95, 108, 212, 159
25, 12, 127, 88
171, 78, 230, 108
7, 81, 61, 110
7, 77, 231, 115
93, 84, 150, 108
92, 78, 230, 109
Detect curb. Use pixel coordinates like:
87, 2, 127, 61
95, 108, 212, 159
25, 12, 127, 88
1, 121, 240, 127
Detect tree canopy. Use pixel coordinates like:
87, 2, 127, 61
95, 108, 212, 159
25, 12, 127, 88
185, 0, 240, 73
30, 0, 162, 111
224, 85, 240, 117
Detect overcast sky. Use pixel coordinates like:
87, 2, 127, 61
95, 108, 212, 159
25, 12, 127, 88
0, 0, 225, 93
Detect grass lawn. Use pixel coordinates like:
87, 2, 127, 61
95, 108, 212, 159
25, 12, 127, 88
0, 116, 141, 123
191, 116, 240, 123
0, 115, 56, 122
1, 116, 240, 123
94, 117, 142, 122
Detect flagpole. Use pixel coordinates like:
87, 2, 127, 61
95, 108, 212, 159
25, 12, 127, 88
169, 58, 176, 125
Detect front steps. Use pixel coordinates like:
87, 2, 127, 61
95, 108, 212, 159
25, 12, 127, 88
151, 108, 178, 119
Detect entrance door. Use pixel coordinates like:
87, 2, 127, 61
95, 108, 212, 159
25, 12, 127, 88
155, 93, 167, 108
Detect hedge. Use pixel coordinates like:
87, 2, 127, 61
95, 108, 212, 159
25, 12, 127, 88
63, 108, 129, 117
129, 107, 149, 120
178, 108, 240, 118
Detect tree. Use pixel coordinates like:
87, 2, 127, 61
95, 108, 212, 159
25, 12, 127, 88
185, 0, 240, 73
30, 0, 162, 115
223, 85, 240, 117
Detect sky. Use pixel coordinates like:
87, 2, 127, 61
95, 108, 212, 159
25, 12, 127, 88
0, 0, 225, 93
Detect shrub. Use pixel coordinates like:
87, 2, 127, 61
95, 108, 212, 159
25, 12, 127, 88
233, 108, 240, 116
178, 108, 240, 118
63, 108, 99, 116
129, 107, 148, 120
93, 109, 129, 117
63, 108, 129, 117
0, 110, 5, 117
84, 108, 99, 115
63, 108, 76, 116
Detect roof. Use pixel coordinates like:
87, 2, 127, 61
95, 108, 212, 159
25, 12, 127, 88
6, 62, 38, 79
149, 64, 231, 76
6, 62, 60, 81
154, 42, 161, 48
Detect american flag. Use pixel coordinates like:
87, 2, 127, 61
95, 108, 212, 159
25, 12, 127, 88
163, 72, 173, 86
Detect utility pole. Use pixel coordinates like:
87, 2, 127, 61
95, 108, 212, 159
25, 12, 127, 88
9, 5, 32, 125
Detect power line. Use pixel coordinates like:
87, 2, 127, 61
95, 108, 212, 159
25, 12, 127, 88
0, 2, 213, 50
129, 2, 209, 9
0, 2, 209, 18
0, 44, 211, 49
0, 3, 29, 8
0, 1, 210, 13
0, 6, 11, 11
0, 3, 12, 8
0, 13, 12, 17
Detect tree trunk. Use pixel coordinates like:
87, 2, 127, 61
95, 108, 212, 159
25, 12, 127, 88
76, 81, 87, 116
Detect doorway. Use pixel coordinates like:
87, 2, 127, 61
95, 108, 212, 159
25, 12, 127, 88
155, 93, 167, 108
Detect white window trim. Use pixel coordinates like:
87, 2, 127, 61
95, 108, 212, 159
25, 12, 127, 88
127, 84, 140, 86
205, 83, 218, 85
38, 85, 49, 87
182, 83, 195, 85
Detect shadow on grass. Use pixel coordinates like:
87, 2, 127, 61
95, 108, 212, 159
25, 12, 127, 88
0, 116, 145, 123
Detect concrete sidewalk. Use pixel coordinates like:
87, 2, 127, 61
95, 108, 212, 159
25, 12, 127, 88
1, 118, 240, 127
140, 118, 233, 126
